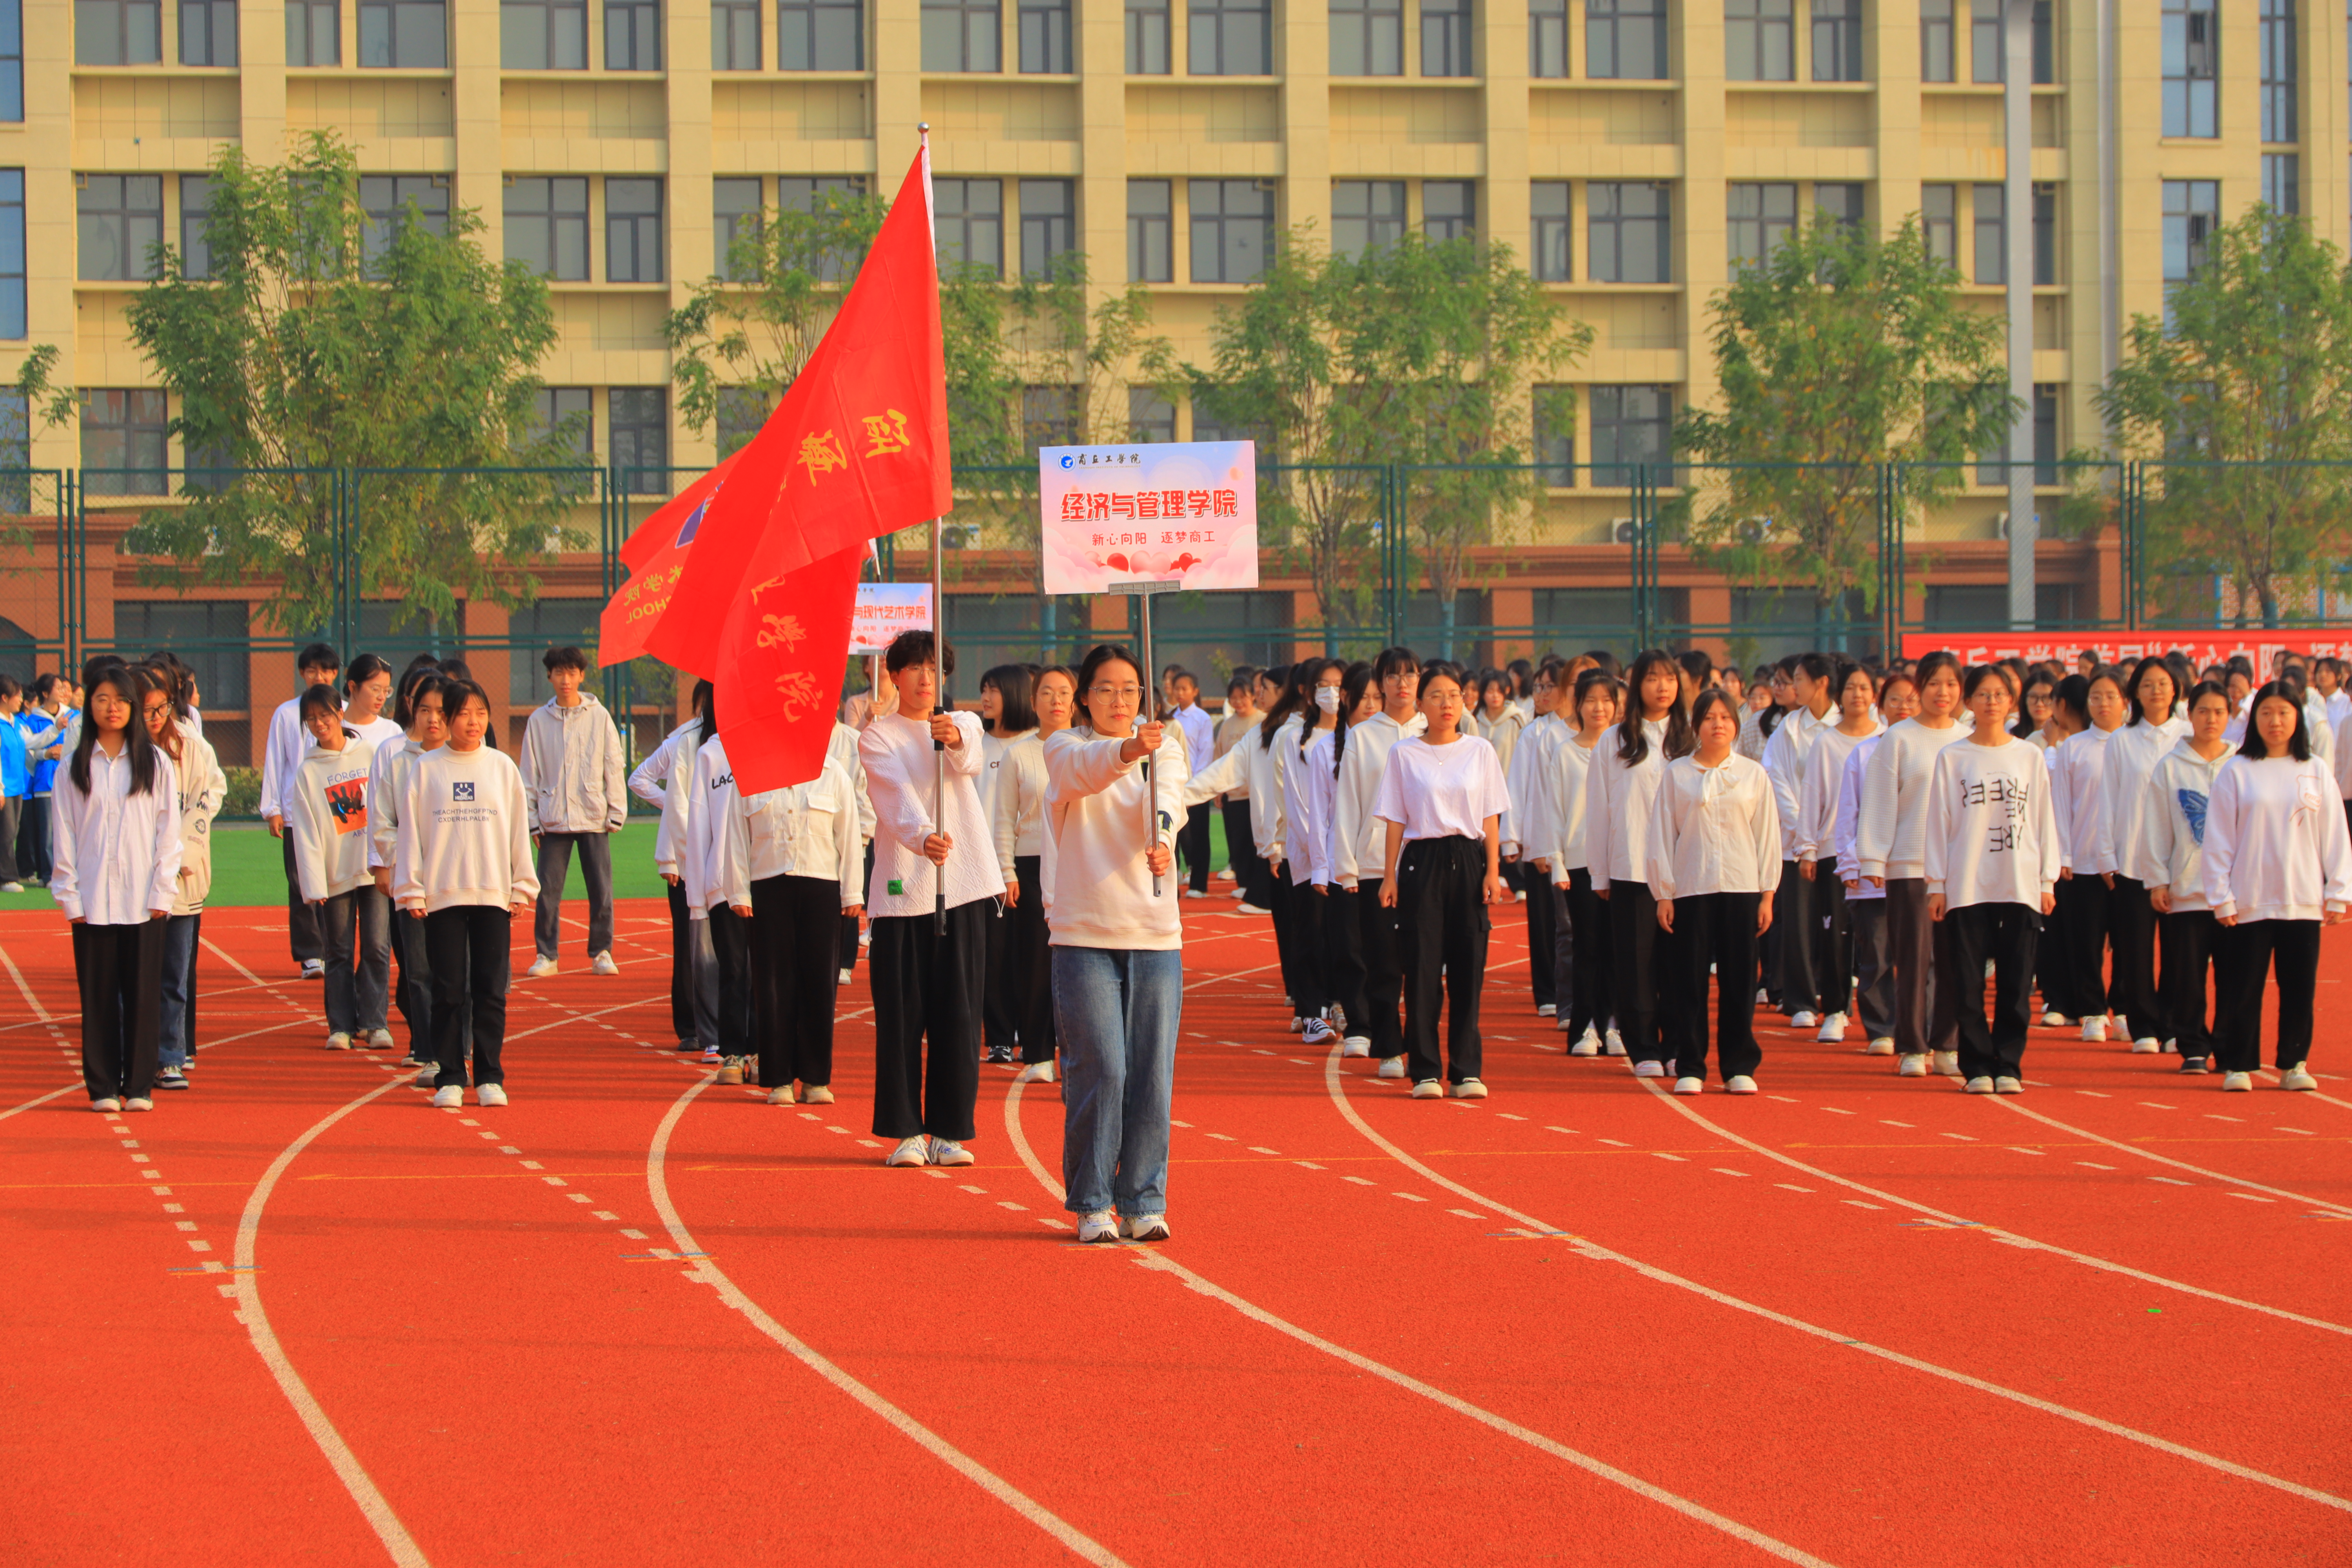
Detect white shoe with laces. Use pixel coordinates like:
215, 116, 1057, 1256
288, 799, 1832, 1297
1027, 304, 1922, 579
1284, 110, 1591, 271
476, 1083, 508, 1107
886, 1136, 929, 1167
1994, 1076, 2023, 1095
1866, 1037, 1896, 1056
1119, 1214, 1171, 1242
1897, 1053, 1928, 1077
699, 1045, 722, 1064
1184, 889, 1207, 900
1376, 1057, 1407, 1079
1341, 1036, 1372, 1058
301, 959, 325, 980
525, 956, 559, 979
801, 1085, 835, 1104
1672, 1076, 1703, 1095
367, 1029, 395, 1049
1450, 1078, 1487, 1099
1410, 1079, 1444, 1099
766, 1084, 796, 1104
2221, 1071, 2254, 1092
91, 1097, 121, 1113
1603, 1029, 1626, 1056
1077, 1210, 1119, 1243
1816, 1012, 1848, 1043
123, 1097, 153, 1112
1725, 1075, 1757, 1095
2080, 1015, 2109, 1042
431, 1085, 464, 1108
837, 968, 853, 985
1537, 1004, 1557, 1018
928, 1138, 975, 1167
590, 951, 620, 976
1933, 1050, 1962, 1078
1790, 1010, 1819, 1030
1963, 1076, 1995, 1094
1570, 1030, 1600, 1058
1301, 1018, 1338, 1046
2131, 1037, 2161, 1054
2042, 1011, 2070, 1027
2280, 1067, 2319, 1091
325, 1033, 352, 1051
1631, 1060, 1664, 1079
716, 1057, 744, 1085
1013, 1060, 1057, 1085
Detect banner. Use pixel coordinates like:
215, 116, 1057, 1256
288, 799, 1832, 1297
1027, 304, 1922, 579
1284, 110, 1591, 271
1900, 630, 2352, 668
597, 454, 739, 666
1038, 441, 1260, 595
850, 583, 933, 656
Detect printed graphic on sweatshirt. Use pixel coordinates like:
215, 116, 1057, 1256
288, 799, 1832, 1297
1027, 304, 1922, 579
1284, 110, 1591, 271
454, 781, 475, 801
327, 773, 369, 835
1957, 773, 2031, 854
2178, 788, 2209, 845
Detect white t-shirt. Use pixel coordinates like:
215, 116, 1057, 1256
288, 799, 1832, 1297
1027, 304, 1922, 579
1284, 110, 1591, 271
1371, 734, 1510, 842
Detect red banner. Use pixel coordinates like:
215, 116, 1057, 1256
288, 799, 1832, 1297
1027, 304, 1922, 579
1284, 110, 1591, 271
596, 453, 739, 666
1900, 630, 2352, 668
714, 543, 864, 797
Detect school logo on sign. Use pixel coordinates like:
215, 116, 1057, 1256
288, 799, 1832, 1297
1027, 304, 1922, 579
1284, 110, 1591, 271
454, 781, 475, 801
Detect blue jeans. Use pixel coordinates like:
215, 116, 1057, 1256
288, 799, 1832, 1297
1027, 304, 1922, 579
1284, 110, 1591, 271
1053, 946, 1182, 1218
157, 912, 201, 1070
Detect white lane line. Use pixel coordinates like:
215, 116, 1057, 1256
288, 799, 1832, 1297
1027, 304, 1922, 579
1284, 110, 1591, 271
999, 1081, 1842, 1568
0, 937, 54, 1021
1326, 1054, 2352, 1514
646, 1075, 1128, 1568
1638, 1081, 2352, 1338
235, 1072, 432, 1568
1183, 960, 1284, 995
1983, 1098, 2352, 1220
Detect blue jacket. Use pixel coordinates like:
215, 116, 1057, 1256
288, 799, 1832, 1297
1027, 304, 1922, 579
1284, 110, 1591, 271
16, 708, 66, 797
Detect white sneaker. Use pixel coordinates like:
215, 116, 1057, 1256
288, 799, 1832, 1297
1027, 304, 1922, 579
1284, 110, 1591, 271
1791, 1010, 1820, 1030
1603, 1028, 1626, 1056
928, 1138, 975, 1167
325, 1033, 352, 1051
1013, 1060, 1057, 1084
2042, 1011, 2070, 1027
1570, 1030, 1600, 1058
1963, 1076, 1995, 1094
800, 1084, 835, 1104
2221, 1071, 2254, 1092
1672, 1076, 1703, 1095
1725, 1074, 1757, 1095
1077, 1210, 1119, 1243
1994, 1076, 2023, 1095
1376, 1057, 1407, 1079
1630, 1060, 1664, 1079
1933, 1050, 1962, 1078
525, 956, 559, 979
124, 1096, 153, 1112
1450, 1078, 1488, 1099
886, 1136, 929, 1167
1410, 1079, 1444, 1099
431, 1084, 464, 1108
1866, 1037, 1896, 1056
1183, 889, 1207, 900
91, 1097, 121, 1112
2080, 1016, 2109, 1043
1235, 902, 1271, 915
2280, 1067, 2319, 1091
476, 1082, 508, 1107
1897, 1053, 1928, 1077
1287, 1015, 1305, 1034
859, 929, 871, 947
1216, 867, 1237, 881
766, 1084, 796, 1104
1119, 1214, 1171, 1242
716, 1057, 744, 1085
1755, 987, 1771, 1004
837, 968, 853, 985
367, 1029, 395, 1049
0, 880, 20, 892
591, 951, 620, 976
1816, 1013, 1848, 1043
1341, 1035, 1372, 1058
1537, 1004, 1557, 1018
301, 959, 325, 979
699, 1045, 722, 1064
2131, 1037, 2160, 1054
1301, 1018, 1338, 1045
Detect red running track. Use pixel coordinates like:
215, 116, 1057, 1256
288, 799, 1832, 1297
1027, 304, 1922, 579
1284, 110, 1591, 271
3, 897, 2349, 1568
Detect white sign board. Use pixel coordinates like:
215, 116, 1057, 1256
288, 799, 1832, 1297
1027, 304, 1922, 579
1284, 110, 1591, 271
1038, 441, 1260, 596
849, 582, 933, 656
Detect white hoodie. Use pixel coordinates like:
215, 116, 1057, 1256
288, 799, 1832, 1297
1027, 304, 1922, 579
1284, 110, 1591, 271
630, 718, 705, 878
368, 737, 434, 873
681, 733, 737, 916
518, 692, 628, 835
857, 710, 1004, 919
392, 744, 539, 913
1042, 725, 1189, 951
1330, 709, 1426, 887
2201, 754, 2352, 924
2099, 715, 2190, 878
289, 734, 380, 902
165, 731, 226, 918
2138, 739, 2236, 913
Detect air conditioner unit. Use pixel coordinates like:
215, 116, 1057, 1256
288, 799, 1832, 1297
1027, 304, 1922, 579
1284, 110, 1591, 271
1613, 518, 1637, 544
1994, 510, 2009, 540
941, 521, 981, 550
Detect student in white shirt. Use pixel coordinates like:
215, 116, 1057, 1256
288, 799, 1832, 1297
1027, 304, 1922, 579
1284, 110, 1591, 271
1552, 668, 1619, 1056
1648, 689, 1778, 1094
2142, 681, 2236, 1075
1257, 663, 1317, 1034
1165, 668, 1218, 898
287, 686, 384, 1051
996, 665, 1071, 1085
2048, 666, 2129, 1040
1310, 663, 1378, 1050
1047, 644, 1190, 1243
1794, 662, 1884, 1045
519, 645, 629, 979
1760, 653, 1838, 1027
1833, 671, 1918, 1054
1212, 671, 1264, 903
1281, 659, 1347, 1045
392, 678, 539, 1109
374, 670, 452, 1069
260, 642, 342, 979
725, 748, 864, 1105
2101, 656, 2192, 1053
1925, 665, 2062, 1093
1330, 647, 1425, 1073
1375, 660, 1510, 1100
55, 664, 183, 1111
977, 664, 1038, 1066
857, 630, 1005, 1169
682, 717, 756, 1068
341, 653, 404, 753
629, 681, 720, 1057
1502, 658, 1567, 1018
142, 663, 221, 1093
1588, 649, 1693, 1076
1857, 650, 1970, 1078
2203, 682, 2352, 1092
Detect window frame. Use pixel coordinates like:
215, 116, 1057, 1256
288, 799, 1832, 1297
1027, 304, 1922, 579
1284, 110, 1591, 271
1020, 178, 1074, 278
1586, 0, 1667, 78
1531, 181, 1572, 281
1726, 0, 1794, 83
605, 177, 666, 283
1189, 0, 1271, 76
81, 388, 170, 497
1127, 178, 1172, 283
1589, 384, 1673, 488
933, 176, 1005, 278
1727, 181, 1797, 276
2161, 0, 2218, 136
1125, 0, 1169, 72
180, 0, 238, 64
501, 0, 588, 69
0, 169, 23, 341
286, 0, 339, 64
78, 173, 165, 283
1423, 180, 1475, 243
1810, 0, 1861, 81
1971, 181, 2005, 286
1530, 0, 1568, 78
1330, 0, 1403, 76
358, 0, 447, 66
777, 0, 862, 69
1587, 181, 1672, 285
1018, 0, 1069, 71
1920, 0, 1954, 82
605, 0, 661, 69
713, 0, 760, 66
608, 387, 670, 493
74, 0, 162, 64
506, 175, 591, 281
1421, 0, 1472, 76
921, 0, 1001, 72
1189, 178, 1274, 285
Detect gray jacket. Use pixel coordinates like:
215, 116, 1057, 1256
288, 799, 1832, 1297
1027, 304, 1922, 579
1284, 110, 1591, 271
519, 693, 629, 835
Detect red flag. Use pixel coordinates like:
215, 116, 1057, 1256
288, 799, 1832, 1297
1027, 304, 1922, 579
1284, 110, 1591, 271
713, 543, 863, 796
595, 452, 739, 666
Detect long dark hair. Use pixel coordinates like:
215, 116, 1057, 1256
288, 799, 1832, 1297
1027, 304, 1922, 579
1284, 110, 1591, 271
2052, 673, 2090, 730
982, 662, 1038, 735
1689, 686, 1740, 747
68, 662, 164, 798
1298, 658, 1346, 751
2123, 653, 2178, 727
1260, 660, 1312, 748
1330, 661, 1375, 773
2237, 680, 2311, 762
1615, 649, 1693, 765
1075, 643, 1142, 732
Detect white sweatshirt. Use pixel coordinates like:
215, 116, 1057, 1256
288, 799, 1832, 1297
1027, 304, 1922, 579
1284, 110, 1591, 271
289, 736, 381, 902
1759, 704, 1833, 861
1244, 715, 1298, 862
368, 736, 433, 872
51, 747, 182, 924
717, 757, 864, 911
977, 730, 1014, 824
1855, 717, 1972, 883
1503, 712, 1565, 863
857, 710, 1005, 919
518, 693, 629, 835
1646, 752, 1780, 902
1922, 736, 2062, 911
628, 718, 704, 878
2048, 726, 2119, 875
1330, 709, 1426, 887
258, 693, 309, 821
2336, 713, 2352, 802
1796, 721, 1881, 864
681, 733, 738, 916
392, 744, 540, 914
1042, 726, 1189, 951
827, 720, 876, 842
2139, 740, 2236, 914
1586, 717, 1673, 892
345, 711, 404, 754
992, 730, 1048, 878
1547, 731, 1601, 880
2201, 754, 2352, 923
1831, 735, 1884, 902
1281, 722, 1334, 883
165, 731, 226, 917
2099, 715, 2190, 879
1305, 728, 1341, 886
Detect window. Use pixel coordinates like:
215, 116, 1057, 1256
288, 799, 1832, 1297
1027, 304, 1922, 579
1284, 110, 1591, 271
0, 0, 20, 122
610, 387, 668, 492
1728, 182, 1796, 275
1972, 182, 2004, 284
1129, 388, 1176, 443
178, 174, 212, 280
778, 0, 861, 67
933, 178, 1003, 276
2033, 181, 2056, 282
1332, 0, 1402, 75
506, 176, 589, 279
1727, 0, 1793, 82
715, 388, 768, 458
1126, 0, 1168, 71
1128, 179, 1172, 281
1534, 386, 1574, 485
1920, 0, 1953, 80
1588, 0, 1666, 77
2163, 0, 2217, 136
1190, 0, 1270, 75
530, 386, 593, 463
115, 603, 251, 710
1021, 179, 1073, 277
1588, 182, 1671, 283
1022, 386, 1080, 450
606, 0, 659, 68
286, 0, 338, 64
359, 0, 445, 65
711, 178, 762, 279
1969, 0, 1998, 81
1817, 181, 1864, 232
79, 175, 163, 281
1590, 385, 1671, 485
714, 0, 759, 65
360, 174, 448, 267
923, 0, 999, 70
606, 178, 663, 282
0, 171, 21, 339
82, 390, 169, 497
2033, 383, 2059, 485
2261, 0, 2296, 143
1423, 180, 1475, 242
1532, 182, 1572, 280
1922, 183, 1957, 268
181, 0, 236, 63
1422, 0, 1471, 75
2162, 178, 2216, 321
76, 0, 160, 62
1332, 180, 1406, 259
1019, 0, 1068, 70
503, 0, 586, 67
1190, 179, 1274, 283
2263, 152, 2300, 214
1531, 0, 1567, 76
2034, 0, 2053, 78
1812, 0, 1860, 80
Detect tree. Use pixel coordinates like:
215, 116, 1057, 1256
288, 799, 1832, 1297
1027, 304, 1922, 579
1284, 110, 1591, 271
2095, 207, 2352, 626
1673, 215, 2014, 640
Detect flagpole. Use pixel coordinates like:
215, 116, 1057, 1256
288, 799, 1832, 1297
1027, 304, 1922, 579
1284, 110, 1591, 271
921, 123, 948, 936
1141, 589, 1161, 900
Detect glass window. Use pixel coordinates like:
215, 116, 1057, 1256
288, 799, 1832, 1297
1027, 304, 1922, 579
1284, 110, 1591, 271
714, 0, 759, 65
1588, 182, 1671, 283
82, 389, 169, 497
1126, 0, 1168, 71
2032, 181, 2056, 281
1423, 180, 1474, 242
75, 0, 160, 63
933, 177, 1003, 276
1189, 179, 1274, 283
1022, 385, 1080, 450
1021, 179, 1073, 277
0, 0, 20, 122
1019, 0, 1068, 70
1970, 0, 1999, 81
115, 602, 252, 709
2263, 152, 2299, 214
2261, 0, 2296, 143
1811, 0, 1860, 80
1590, 385, 1671, 485
923, 0, 999, 70
1128, 178, 1172, 282
1587, 0, 1666, 77
1726, 0, 1793, 82
359, 0, 446, 64
1331, 0, 1402, 75
502, 0, 587, 67
1920, 0, 1953, 80
1422, 0, 1471, 75
2033, 382, 2059, 485
181, 0, 236, 63
1530, 0, 1567, 76
531, 385, 593, 461
79, 174, 163, 281
2162, 179, 2217, 329
0, 170, 21, 340
1129, 388, 1176, 443
1332, 180, 1405, 260
506, 176, 589, 279
778, 0, 861, 67
1534, 385, 1574, 485
713, 177, 762, 281
2163, 0, 2218, 134
359, 174, 448, 268
1728, 181, 1796, 275
606, 178, 664, 282
1816, 181, 1864, 232
178, 174, 212, 280
1922, 182, 1957, 268
777, 174, 866, 279
1972, 182, 2005, 285
715, 387, 768, 458
609, 387, 668, 492
1190, 0, 1270, 75
286, 0, 338, 64
1532, 182, 1571, 281
606, 0, 659, 67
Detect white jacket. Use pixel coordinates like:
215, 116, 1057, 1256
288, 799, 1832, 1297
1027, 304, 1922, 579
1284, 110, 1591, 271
518, 693, 628, 835
368, 738, 432, 873
1305, 729, 1341, 887
829, 720, 876, 842
1831, 734, 1884, 902
2140, 740, 2236, 914
1330, 709, 1426, 887
1855, 717, 1973, 882
1280, 722, 1334, 885
1042, 725, 1189, 951
1503, 713, 1565, 863
2100, 716, 2190, 878
630, 718, 705, 878
52, 747, 182, 924
1586, 717, 1672, 891
165, 732, 226, 917
1759, 704, 1833, 861
1546, 730, 1601, 879
2201, 754, 2352, 924
717, 757, 864, 910
1646, 752, 1780, 902
392, 745, 539, 913
857, 710, 1004, 918
682, 733, 737, 916
993, 730, 1048, 878
1244, 717, 1293, 861
257, 693, 308, 821
1796, 721, 1880, 863
1922, 736, 2062, 911
288, 736, 380, 902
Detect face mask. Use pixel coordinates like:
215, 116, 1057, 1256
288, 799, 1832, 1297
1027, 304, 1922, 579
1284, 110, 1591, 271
1315, 686, 1342, 714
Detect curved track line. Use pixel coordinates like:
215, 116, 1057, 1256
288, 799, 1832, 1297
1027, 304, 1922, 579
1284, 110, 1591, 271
1320, 1051, 2352, 1514
644, 1074, 1130, 1568
998, 1082, 1843, 1568
1982, 1097, 2352, 1217
2253, 1070, 2352, 1113
1634, 1081, 2352, 1336
236, 1073, 432, 1568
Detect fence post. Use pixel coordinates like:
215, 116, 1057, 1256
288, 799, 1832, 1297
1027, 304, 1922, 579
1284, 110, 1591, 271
1632, 463, 1651, 649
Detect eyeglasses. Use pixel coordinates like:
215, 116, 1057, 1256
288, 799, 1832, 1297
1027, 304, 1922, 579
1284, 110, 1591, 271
1089, 685, 1143, 701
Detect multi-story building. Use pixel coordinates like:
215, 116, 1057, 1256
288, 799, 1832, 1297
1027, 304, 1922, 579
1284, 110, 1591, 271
0, 0, 2337, 762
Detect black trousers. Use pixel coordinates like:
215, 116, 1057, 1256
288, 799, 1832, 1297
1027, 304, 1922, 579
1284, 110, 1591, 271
1009, 856, 1054, 1062
749, 872, 840, 1089
424, 906, 511, 1089
1564, 867, 1613, 1040
1943, 902, 2041, 1081
1526, 868, 1559, 1009
981, 870, 1017, 1056
1884, 877, 1958, 1057
2107, 876, 2165, 1040
532, 831, 614, 960
1394, 836, 1489, 1085
1775, 860, 1818, 1014
1221, 798, 1266, 905
1608, 880, 1671, 1063
389, 884, 433, 1049
1269, 861, 1308, 1012
2049, 871, 2112, 1020
1666, 891, 1762, 1082
75, 919, 164, 1101
1336, 878, 1406, 1058
868, 901, 988, 1142
0, 795, 20, 882
1813, 870, 1852, 1016
1850, 897, 1895, 1040
706, 904, 754, 1051
2216, 918, 2321, 1073
281, 829, 321, 964
17, 794, 51, 882
1325, 883, 1367, 1043
1285, 860, 1327, 1016
664, 880, 697, 1041
2161, 908, 2219, 1059
1179, 801, 1213, 894
838, 841, 873, 971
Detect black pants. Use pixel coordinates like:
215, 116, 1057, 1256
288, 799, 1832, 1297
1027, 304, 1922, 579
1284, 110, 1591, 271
664, 880, 697, 1042
533, 831, 613, 960
1775, 860, 1817, 1014
1943, 902, 2041, 1080
1269, 862, 1308, 1013
424, 906, 511, 1089
1333, 878, 1406, 1057
1395, 836, 1489, 1085
75, 919, 164, 1101
1009, 855, 1054, 1062
389, 884, 432, 1049
982, 870, 1017, 1057
1526, 868, 1559, 1009
2107, 875, 2165, 1040
1884, 877, 1958, 1057
281, 829, 321, 964
17, 793, 50, 882
1850, 897, 1895, 1040
1564, 866, 1613, 1040
706, 904, 754, 1051
1285, 860, 1327, 1017
2161, 908, 2219, 1060
1666, 891, 1761, 1082
2049, 871, 2112, 1020
1179, 801, 1213, 894
838, 841, 873, 971
0, 795, 20, 882
749, 872, 840, 1089
1608, 880, 1671, 1063
2216, 918, 2321, 1073
868, 901, 988, 1142
1813, 870, 1852, 1016
1221, 798, 1266, 905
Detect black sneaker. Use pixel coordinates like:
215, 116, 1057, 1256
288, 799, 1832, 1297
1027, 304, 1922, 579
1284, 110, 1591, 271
676, 1038, 702, 1053
985, 1044, 1015, 1065
2179, 1055, 2210, 1074
156, 1067, 190, 1090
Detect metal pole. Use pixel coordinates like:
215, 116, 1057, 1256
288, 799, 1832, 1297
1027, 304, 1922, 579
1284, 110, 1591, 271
1141, 588, 1161, 900
932, 509, 947, 935
2004, 0, 2038, 632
